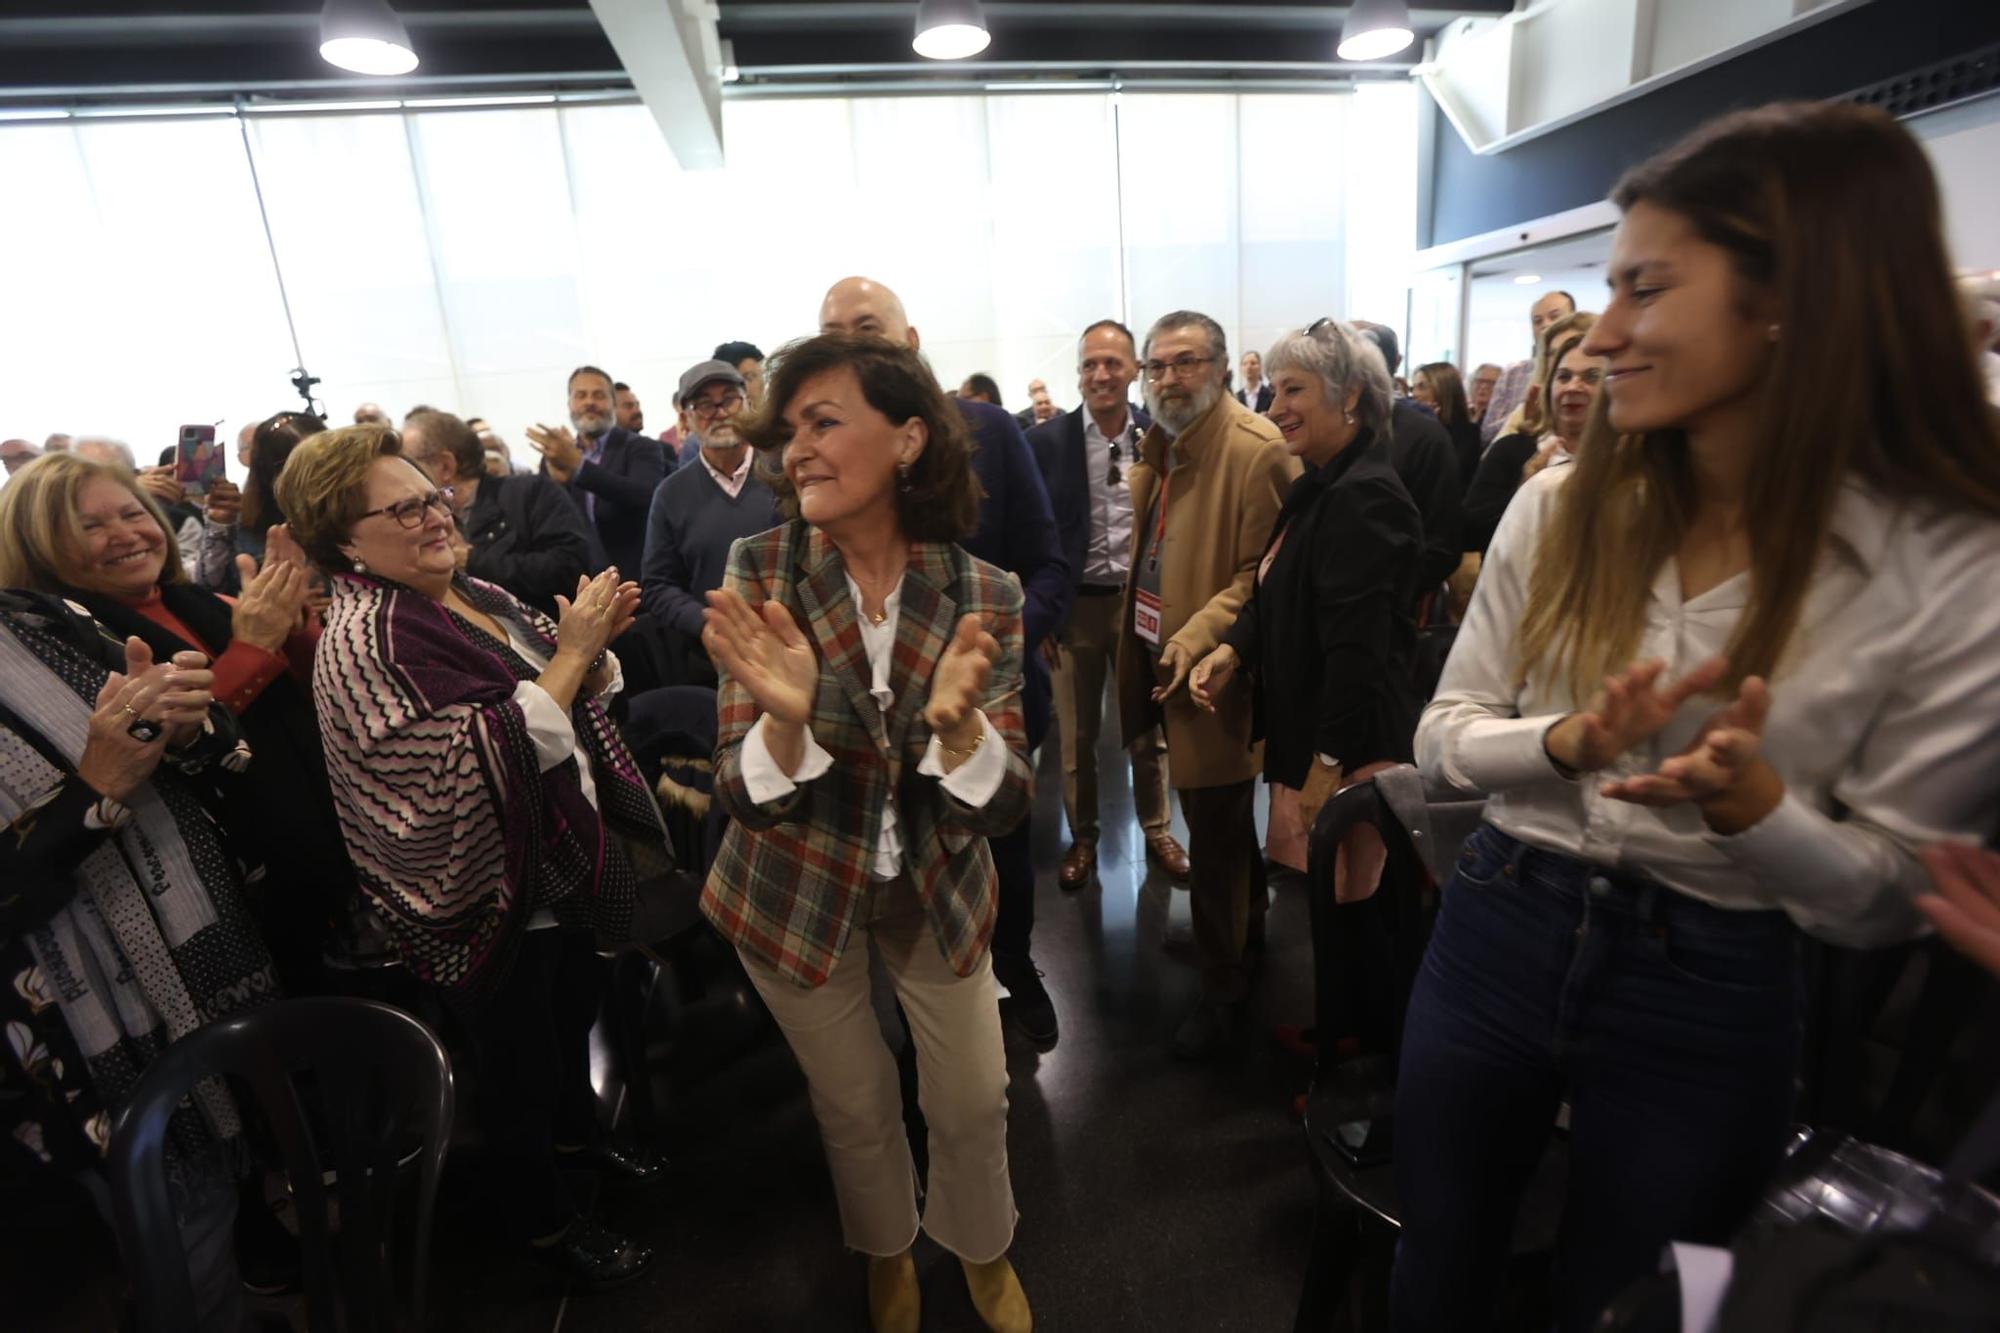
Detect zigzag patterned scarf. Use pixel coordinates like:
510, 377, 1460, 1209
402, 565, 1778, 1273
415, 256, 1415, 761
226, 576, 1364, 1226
312, 573, 645, 1004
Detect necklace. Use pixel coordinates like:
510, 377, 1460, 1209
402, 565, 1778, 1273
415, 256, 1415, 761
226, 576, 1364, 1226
851, 563, 903, 626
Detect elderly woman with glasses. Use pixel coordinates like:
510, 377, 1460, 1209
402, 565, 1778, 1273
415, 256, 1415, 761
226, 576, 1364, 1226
1190, 320, 1423, 829
274, 423, 668, 1292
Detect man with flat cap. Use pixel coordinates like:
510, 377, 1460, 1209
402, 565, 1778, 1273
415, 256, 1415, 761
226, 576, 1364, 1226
640, 359, 780, 686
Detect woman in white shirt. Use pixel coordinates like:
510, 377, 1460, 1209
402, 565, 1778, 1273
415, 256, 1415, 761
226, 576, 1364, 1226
1392, 102, 2000, 1332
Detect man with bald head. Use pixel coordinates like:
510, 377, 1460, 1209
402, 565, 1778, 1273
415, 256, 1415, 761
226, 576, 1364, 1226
354, 402, 390, 426
1481, 289, 1576, 444
818, 275, 1072, 1045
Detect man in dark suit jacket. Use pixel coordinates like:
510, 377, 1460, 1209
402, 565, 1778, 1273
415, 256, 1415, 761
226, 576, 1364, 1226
403, 409, 595, 617
1351, 323, 1463, 600
820, 275, 1072, 1045
1024, 319, 1184, 897
1235, 350, 1274, 413
527, 364, 672, 576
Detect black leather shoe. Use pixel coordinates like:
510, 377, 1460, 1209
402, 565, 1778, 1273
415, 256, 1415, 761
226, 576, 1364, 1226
993, 953, 1058, 1048
535, 1217, 657, 1292
556, 1142, 664, 1186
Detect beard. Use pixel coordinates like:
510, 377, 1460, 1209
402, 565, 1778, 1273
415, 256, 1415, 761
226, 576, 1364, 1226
572, 408, 612, 437
1144, 376, 1224, 435
702, 420, 740, 451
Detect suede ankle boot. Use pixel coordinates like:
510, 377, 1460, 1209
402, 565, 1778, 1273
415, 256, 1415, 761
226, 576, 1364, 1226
867, 1250, 920, 1333
961, 1254, 1032, 1333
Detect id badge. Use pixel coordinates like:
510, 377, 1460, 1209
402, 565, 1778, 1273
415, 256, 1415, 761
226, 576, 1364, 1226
1134, 587, 1163, 648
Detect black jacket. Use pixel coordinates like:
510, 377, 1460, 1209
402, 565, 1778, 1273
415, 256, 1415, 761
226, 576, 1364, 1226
544, 425, 670, 576
1385, 397, 1463, 600
463, 473, 596, 617
1223, 430, 1423, 789
1461, 431, 1541, 556
958, 398, 1070, 750
1236, 383, 1274, 413
1024, 402, 1152, 603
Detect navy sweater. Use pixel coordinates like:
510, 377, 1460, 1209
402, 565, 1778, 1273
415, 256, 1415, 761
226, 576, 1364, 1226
640, 457, 781, 638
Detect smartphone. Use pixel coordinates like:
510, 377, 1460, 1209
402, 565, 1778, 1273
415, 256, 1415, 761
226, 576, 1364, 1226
174, 424, 226, 496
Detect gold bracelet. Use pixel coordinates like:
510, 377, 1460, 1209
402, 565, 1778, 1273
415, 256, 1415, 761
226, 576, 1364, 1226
939, 727, 984, 759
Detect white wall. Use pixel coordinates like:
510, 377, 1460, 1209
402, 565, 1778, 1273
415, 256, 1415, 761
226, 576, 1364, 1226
0, 85, 1419, 461
1911, 93, 2000, 274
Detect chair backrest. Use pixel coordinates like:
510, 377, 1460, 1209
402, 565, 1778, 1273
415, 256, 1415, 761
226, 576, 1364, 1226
109, 997, 454, 1333
1304, 765, 1485, 1075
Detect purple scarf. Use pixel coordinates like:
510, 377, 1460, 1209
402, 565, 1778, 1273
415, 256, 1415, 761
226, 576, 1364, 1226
312, 573, 646, 1000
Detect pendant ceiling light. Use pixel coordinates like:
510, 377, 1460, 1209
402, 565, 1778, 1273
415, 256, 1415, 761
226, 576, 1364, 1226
320, 0, 420, 77
913, 0, 992, 61
1337, 0, 1415, 62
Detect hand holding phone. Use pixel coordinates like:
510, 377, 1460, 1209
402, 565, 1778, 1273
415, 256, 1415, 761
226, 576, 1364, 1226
175, 424, 227, 497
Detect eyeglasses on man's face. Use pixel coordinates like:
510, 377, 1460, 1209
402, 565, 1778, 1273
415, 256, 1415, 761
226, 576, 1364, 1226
1141, 354, 1217, 381
360, 488, 454, 528
690, 393, 745, 421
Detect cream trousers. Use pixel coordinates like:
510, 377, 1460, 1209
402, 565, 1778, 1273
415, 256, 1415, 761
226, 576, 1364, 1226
739, 877, 1017, 1263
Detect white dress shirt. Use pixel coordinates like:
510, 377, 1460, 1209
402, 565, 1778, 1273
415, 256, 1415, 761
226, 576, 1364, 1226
1419, 466, 2000, 946
1081, 412, 1138, 587
501, 622, 623, 927
738, 573, 1008, 881
700, 447, 755, 500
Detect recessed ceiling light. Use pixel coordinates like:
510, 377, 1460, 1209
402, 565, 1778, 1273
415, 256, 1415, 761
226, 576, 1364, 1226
914, 0, 992, 61
1338, 0, 1414, 62
320, 0, 419, 77
1514, 273, 1542, 285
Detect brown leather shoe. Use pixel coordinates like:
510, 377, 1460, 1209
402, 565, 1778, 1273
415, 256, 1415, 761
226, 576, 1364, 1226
1058, 839, 1097, 890
1146, 831, 1191, 881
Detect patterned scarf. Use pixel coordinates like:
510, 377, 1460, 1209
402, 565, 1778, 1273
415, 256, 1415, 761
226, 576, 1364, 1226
0, 598, 278, 1157
312, 573, 654, 1004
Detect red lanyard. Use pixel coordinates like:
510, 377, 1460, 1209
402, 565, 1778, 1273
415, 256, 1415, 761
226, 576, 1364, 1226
1148, 467, 1171, 570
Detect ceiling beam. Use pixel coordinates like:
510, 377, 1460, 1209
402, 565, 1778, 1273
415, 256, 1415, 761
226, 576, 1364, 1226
588, 0, 724, 168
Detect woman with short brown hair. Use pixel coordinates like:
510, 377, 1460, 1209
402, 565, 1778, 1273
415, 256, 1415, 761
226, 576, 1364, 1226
705, 333, 1034, 1333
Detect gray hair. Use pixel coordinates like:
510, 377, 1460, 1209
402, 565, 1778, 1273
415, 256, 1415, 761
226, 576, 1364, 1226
71, 436, 137, 472
1265, 322, 1393, 440
1143, 310, 1228, 366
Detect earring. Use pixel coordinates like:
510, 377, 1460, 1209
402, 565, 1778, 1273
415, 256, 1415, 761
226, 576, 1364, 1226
352, 557, 367, 574
896, 462, 913, 493
1767, 323, 1782, 342
1343, 410, 1356, 425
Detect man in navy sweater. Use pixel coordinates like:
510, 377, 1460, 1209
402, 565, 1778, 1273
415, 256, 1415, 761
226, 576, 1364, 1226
640, 359, 780, 686
820, 276, 1072, 1045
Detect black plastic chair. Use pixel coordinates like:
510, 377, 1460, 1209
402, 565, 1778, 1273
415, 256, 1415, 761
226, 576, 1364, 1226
1294, 767, 1566, 1331
109, 997, 454, 1333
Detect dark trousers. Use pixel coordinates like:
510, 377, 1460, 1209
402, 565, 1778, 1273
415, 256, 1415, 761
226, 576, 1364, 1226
989, 715, 1047, 965
469, 928, 607, 1242
1180, 777, 1263, 999
1390, 823, 1803, 1332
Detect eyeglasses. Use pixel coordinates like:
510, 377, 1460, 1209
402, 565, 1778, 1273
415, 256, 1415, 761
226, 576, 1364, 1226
1141, 355, 1217, 381
689, 393, 745, 421
1306, 316, 1338, 336
1107, 439, 1122, 487
360, 488, 454, 528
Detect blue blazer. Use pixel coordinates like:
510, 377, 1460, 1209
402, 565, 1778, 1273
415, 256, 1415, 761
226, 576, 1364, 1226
543, 425, 671, 576
955, 397, 1070, 749
1024, 402, 1151, 609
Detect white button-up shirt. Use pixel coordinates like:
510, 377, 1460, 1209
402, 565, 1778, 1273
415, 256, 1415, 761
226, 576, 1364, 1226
1419, 466, 2000, 946
737, 574, 1007, 880
1082, 412, 1138, 586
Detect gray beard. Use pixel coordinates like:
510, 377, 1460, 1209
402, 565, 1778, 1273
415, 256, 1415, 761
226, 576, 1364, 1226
1145, 379, 1223, 436
571, 412, 611, 438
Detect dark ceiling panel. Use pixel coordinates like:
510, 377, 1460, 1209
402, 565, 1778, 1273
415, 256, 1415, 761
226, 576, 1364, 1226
0, 2, 1511, 104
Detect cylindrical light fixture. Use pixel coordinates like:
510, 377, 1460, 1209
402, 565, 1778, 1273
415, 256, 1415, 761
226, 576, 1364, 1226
320, 0, 419, 76
1337, 0, 1414, 62
913, 0, 992, 61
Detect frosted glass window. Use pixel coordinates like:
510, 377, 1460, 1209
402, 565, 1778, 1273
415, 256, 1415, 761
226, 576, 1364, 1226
1, 87, 1425, 466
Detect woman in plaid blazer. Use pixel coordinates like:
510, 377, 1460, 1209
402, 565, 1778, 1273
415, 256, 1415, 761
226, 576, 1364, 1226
701, 334, 1035, 1333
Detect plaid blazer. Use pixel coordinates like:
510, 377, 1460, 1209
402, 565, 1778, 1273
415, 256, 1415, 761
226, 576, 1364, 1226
702, 521, 1034, 988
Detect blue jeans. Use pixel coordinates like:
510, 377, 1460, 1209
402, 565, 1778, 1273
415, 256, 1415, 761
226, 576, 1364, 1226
1389, 823, 1803, 1332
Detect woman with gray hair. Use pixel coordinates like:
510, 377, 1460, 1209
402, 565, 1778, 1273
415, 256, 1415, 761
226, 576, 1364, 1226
1190, 320, 1425, 870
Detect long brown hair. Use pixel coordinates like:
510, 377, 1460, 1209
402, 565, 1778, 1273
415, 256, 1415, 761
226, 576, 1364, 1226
1415, 361, 1470, 427
1517, 102, 2000, 698
241, 410, 326, 531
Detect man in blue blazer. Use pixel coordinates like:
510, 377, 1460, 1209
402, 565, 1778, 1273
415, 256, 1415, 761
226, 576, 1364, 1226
1025, 320, 1184, 896
527, 364, 673, 576
820, 276, 1072, 1046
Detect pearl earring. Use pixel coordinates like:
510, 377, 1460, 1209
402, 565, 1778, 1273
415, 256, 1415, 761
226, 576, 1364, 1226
352, 557, 367, 574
